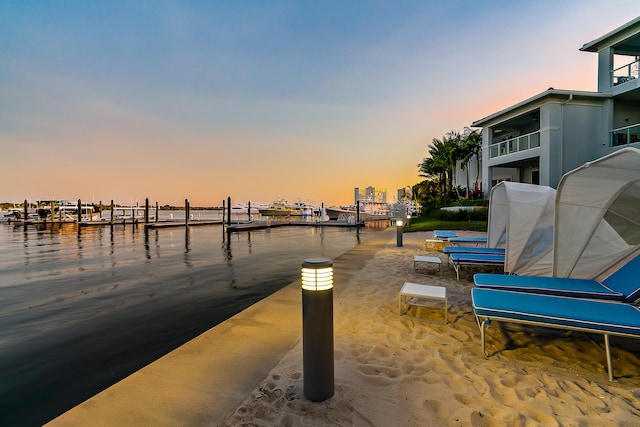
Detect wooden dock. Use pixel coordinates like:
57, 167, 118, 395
145, 220, 223, 229
225, 221, 289, 232
224, 219, 387, 232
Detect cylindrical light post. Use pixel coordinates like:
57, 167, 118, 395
396, 219, 403, 247
301, 257, 334, 402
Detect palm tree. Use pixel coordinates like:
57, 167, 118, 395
418, 128, 482, 207
459, 128, 483, 197
419, 132, 461, 195
412, 179, 440, 210
444, 131, 463, 198
418, 148, 446, 196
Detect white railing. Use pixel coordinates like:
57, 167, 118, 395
611, 123, 640, 147
489, 131, 540, 158
612, 58, 640, 86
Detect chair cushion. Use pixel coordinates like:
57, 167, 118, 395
473, 274, 625, 301
449, 253, 504, 264
602, 254, 640, 302
444, 247, 505, 255
472, 288, 640, 336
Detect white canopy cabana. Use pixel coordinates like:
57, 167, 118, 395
487, 182, 556, 275
553, 147, 640, 279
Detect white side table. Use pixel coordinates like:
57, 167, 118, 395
399, 282, 448, 324
414, 255, 442, 276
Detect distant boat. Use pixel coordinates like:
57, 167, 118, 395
289, 199, 320, 218
0, 209, 27, 222
36, 200, 100, 221
258, 199, 292, 217
229, 203, 260, 215
326, 202, 391, 221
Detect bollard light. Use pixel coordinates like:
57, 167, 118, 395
302, 261, 333, 291
396, 219, 404, 247
301, 257, 334, 402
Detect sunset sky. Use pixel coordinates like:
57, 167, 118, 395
2, 2, 640, 207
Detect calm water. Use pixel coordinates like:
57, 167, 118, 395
0, 214, 383, 426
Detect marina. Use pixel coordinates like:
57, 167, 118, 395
2, 197, 397, 232
0, 216, 386, 426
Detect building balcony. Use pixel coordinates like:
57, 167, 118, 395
489, 131, 540, 159
611, 123, 640, 147
612, 58, 639, 86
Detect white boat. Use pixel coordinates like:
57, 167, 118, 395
289, 199, 320, 218
229, 203, 261, 215
326, 202, 391, 221
0, 209, 29, 222
36, 200, 100, 221
258, 199, 292, 217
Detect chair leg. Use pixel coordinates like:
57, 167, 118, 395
605, 334, 614, 381
480, 318, 490, 358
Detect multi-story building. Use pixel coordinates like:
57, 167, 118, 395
396, 186, 412, 204
469, 16, 640, 192
354, 186, 387, 204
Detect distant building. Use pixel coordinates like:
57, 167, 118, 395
465, 16, 640, 193
396, 186, 412, 204
354, 187, 387, 204
396, 186, 421, 215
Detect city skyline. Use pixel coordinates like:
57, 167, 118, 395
2, 2, 640, 206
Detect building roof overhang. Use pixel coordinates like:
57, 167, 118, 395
471, 89, 610, 128
580, 16, 640, 55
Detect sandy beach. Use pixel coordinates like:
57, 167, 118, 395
224, 230, 640, 426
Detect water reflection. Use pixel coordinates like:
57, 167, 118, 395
0, 221, 384, 426
184, 227, 192, 268
222, 230, 236, 288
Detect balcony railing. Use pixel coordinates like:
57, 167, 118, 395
489, 131, 540, 158
611, 123, 640, 147
612, 58, 640, 86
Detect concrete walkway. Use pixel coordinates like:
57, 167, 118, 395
46, 228, 394, 426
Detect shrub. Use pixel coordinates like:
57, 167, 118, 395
430, 207, 488, 221
452, 199, 489, 207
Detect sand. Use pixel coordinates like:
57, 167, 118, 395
223, 231, 640, 426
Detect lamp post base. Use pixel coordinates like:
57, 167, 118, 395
302, 287, 334, 402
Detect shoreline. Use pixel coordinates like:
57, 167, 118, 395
46, 228, 393, 426
224, 230, 640, 426
48, 229, 640, 426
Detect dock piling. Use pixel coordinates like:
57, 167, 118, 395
145, 198, 149, 225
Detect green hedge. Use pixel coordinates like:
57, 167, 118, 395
430, 207, 488, 221
451, 199, 489, 207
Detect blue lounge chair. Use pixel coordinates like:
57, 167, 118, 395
472, 287, 640, 380
449, 253, 504, 281
434, 230, 457, 240
448, 237, 488, 246
444, 247, 505, 255
474, 274, 625, 300
473, 254, 640, 303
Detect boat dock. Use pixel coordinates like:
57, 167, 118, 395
225, 218, 390, 232
5, 217, 391, 231
3, 197, 393, 231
